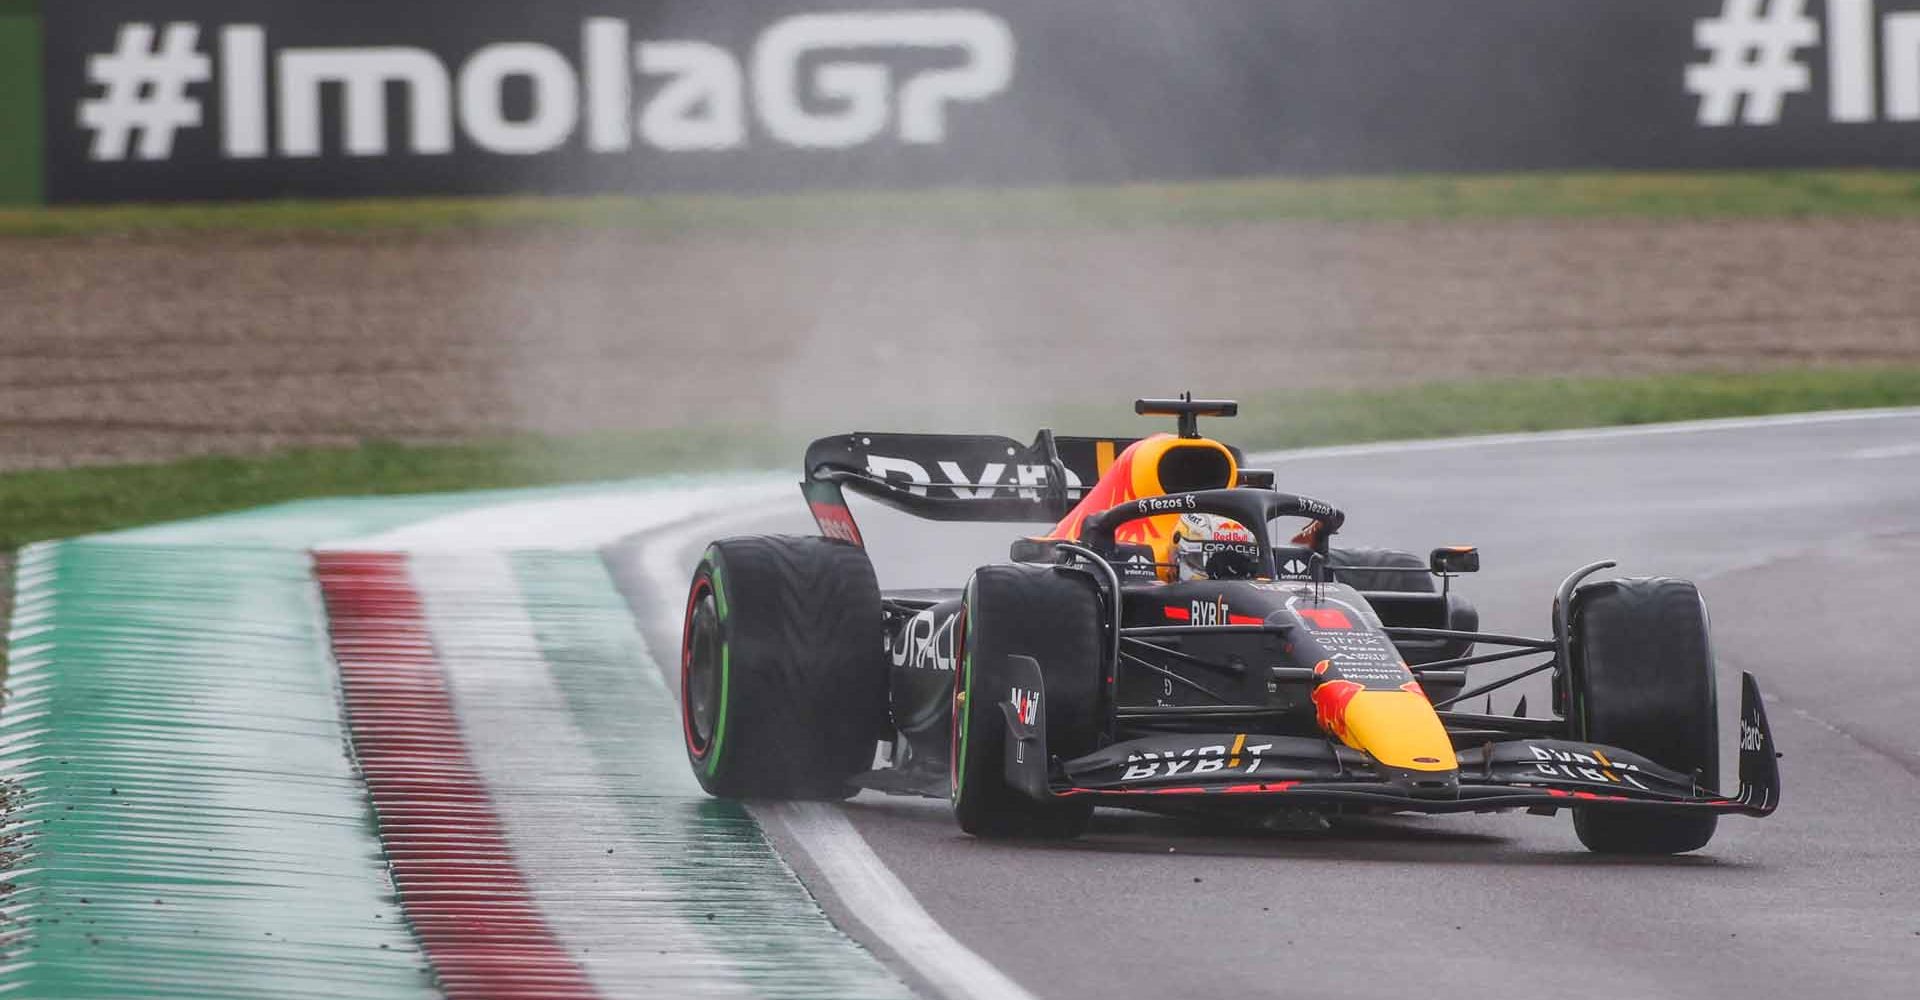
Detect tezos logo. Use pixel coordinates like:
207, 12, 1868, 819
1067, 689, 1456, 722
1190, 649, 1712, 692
1136, 495, 1197, 515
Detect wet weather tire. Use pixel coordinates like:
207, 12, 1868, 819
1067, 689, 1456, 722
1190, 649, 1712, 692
951, 564, 1104, 839
681, 535, 888, 799
1566, 577, 1720, 855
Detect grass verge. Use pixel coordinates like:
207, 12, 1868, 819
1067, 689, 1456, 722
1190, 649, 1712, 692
5, 366, 1918, 552
3, 364, 1918, 676
6, 170, 1920, 236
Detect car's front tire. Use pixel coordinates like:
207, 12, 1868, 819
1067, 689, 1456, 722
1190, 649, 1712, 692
951, 563, 1104, 839
681, 535, 888, 799
1566, 576, 1720, 854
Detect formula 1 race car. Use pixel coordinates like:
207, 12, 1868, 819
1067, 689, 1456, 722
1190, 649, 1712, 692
678, 397, 1780, 853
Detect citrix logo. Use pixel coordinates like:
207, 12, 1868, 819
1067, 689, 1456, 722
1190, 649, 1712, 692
184, 10, 1014, 162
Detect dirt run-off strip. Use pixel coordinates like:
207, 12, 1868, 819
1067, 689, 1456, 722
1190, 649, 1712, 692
4, 216, 1920, 472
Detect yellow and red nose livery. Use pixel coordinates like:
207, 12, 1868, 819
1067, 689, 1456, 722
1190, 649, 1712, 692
1044, 430, 1458, 773
1311, 664, 1458, 773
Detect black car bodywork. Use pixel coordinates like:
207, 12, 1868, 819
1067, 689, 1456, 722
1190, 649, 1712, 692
800, 399, 1781, 825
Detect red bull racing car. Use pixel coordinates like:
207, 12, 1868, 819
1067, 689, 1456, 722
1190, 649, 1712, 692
678, 397, 1780, 853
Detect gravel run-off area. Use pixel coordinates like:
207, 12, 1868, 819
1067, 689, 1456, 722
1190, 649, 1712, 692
4, 216, 1919, 473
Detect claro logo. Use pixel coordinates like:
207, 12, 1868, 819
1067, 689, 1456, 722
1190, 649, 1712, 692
79, 12, 1016, 162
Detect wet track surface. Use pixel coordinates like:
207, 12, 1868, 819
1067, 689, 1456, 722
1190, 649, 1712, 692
629, 413, 1920, 1000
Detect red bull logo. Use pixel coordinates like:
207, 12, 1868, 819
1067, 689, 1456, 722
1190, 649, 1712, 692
1311, 675, 1364, 741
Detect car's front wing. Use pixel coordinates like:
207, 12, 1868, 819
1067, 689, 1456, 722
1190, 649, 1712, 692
999, 666, 1780, 817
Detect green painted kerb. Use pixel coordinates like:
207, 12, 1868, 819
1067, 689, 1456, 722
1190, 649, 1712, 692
0, 541, 435, 999
0, 0, 43, 205
513, 552, 909, 999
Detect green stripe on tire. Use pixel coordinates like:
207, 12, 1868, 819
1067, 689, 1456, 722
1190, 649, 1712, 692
707, 641, 732, 777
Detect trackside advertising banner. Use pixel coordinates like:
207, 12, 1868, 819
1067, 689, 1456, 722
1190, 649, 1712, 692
43, 0, 1920, 203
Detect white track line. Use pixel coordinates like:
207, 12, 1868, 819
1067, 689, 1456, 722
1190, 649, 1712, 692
321, 405, 1920, 1000
412, 551, 756, 998
1851, 441, 1920, 460
635, 502, 795, 649
320, 477, 790, 552
1248, 405, 1920, 464
758, 803, 1040, 1000
628, 405, 1920, 1000
636, 512, 1041, 1000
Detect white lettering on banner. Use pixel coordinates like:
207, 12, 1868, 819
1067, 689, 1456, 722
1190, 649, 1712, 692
80, 13, 1014, 163
752, 11, 1014, 148
278, 47, 453, 157
639, 42, 747, 151
459, 44, 580, 155
1684, 0, 1819, 127
1887, 14, 1920, 119
583, 18, 631, 153
1687, 0, 1920, 126
78, 22, 210, 162
220, 25, 267, 158
1829, 0, 1876, 122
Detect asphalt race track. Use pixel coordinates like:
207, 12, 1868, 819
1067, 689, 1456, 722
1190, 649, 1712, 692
620, 411, 1920, 1000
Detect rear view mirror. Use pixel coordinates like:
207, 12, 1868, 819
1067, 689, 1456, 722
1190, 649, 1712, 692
1430, 546, 1480, 575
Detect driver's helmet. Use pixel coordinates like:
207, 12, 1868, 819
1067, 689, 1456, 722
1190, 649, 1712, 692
1172, 512, 1259, 582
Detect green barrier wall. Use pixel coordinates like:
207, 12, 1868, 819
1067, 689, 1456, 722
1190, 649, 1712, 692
0, 0, 41, 205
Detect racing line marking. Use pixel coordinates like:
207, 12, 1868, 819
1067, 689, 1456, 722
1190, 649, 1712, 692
312, 406, 1920, 1000
1251, 405, 1920, 464
636, 512, 1042, 1000
626, 407, 1920, 1000
1849, 441, 1920, 460
757, 802, 1042, 1000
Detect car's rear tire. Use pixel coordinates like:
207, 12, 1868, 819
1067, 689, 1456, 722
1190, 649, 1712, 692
1566, 576, 1720, 855
681, 535, 888, 799
1330, 547, 1434, 593
951, 564, 1104, 839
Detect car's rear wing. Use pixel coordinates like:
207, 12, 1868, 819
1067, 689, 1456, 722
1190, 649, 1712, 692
802, 430, 1157, 543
